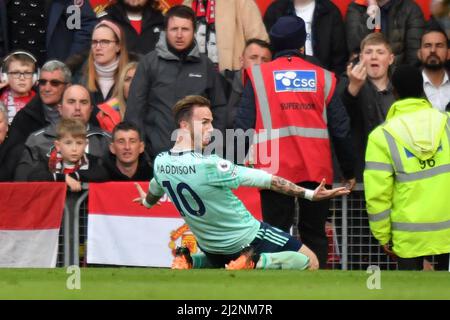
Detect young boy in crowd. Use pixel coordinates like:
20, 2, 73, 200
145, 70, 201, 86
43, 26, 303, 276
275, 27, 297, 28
0, 51, 37, 124
27, 118, 108, 191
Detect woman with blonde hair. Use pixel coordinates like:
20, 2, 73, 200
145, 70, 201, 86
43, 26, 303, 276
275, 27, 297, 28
97, 61, 138, 132
85, 20, 129, 105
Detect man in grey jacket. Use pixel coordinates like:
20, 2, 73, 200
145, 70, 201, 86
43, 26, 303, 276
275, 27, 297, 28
14, 84, 111, 181
125, 5, 227, 161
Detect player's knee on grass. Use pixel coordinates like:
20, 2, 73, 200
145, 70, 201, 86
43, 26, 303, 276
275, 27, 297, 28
298, 245, 319, 270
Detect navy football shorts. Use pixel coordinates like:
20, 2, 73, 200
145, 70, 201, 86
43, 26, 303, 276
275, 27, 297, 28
201, 222, 302, 268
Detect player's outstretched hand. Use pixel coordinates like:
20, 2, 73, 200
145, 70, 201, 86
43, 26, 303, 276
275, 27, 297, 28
133, 182, 147, 205
133, 182, 161, 207
312, 178, 350, 201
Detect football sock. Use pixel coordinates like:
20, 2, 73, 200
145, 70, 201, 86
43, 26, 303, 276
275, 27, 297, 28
256, 251, 310, 270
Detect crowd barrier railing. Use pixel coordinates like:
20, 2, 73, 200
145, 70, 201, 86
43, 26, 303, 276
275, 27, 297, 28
55, 182, 406, 270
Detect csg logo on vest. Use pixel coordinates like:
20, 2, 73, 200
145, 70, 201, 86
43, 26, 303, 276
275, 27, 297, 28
273, 70, 317, 93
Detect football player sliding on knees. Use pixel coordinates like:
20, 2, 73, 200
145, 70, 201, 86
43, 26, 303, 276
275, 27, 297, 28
132, 95, 350, 271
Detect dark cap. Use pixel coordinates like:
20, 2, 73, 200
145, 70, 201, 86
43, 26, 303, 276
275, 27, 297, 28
392, 65, 424, 99
269, 15, 307, 52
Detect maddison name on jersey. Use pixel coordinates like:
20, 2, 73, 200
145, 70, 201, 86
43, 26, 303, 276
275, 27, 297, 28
157, 164, 197, 175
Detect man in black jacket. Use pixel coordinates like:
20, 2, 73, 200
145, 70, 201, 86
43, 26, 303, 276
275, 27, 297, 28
125, 5, 227, 161
264, 0, 348, 74
337, 32, 395, 182
104, 0, 164, 56
104, 121, 153, 181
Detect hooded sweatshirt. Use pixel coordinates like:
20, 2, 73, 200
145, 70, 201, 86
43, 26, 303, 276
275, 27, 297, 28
383, 98, 446, 161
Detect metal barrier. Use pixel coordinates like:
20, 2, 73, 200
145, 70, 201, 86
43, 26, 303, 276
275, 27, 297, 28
58, 188, 88, 267
328, 183, 397, 270
58, 184, 401, 269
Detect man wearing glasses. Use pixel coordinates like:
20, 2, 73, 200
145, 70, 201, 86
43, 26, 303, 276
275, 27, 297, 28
0, 60, 71, 181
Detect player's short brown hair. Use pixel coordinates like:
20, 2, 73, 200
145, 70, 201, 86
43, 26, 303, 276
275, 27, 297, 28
56, 118, 87, 140
173, 95, 211, 126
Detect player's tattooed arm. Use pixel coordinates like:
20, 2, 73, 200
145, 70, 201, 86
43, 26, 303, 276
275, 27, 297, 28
270, 176, 306, 198
270, 176, 351, 201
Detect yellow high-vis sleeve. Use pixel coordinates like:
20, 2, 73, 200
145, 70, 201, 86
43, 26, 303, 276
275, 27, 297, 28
364, 128, 394, 245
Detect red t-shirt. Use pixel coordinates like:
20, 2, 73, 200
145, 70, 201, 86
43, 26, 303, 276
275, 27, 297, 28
129, 19, 142, 35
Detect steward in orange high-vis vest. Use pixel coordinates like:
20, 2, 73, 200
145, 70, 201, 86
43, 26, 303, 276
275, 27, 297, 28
246, 55, 336, 184
235, 15, 355, 268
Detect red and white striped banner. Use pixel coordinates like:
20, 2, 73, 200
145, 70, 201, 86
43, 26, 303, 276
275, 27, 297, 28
87, 182, 262, 267
0, 182, 66, 268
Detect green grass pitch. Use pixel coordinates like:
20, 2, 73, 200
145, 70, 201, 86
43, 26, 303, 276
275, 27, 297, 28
0, 268, 449, 300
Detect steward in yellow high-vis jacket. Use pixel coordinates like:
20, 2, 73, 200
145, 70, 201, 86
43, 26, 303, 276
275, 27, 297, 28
364, 66, 450, 270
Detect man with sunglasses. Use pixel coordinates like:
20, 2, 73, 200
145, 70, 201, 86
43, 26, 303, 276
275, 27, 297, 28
0, 60, 71, 181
